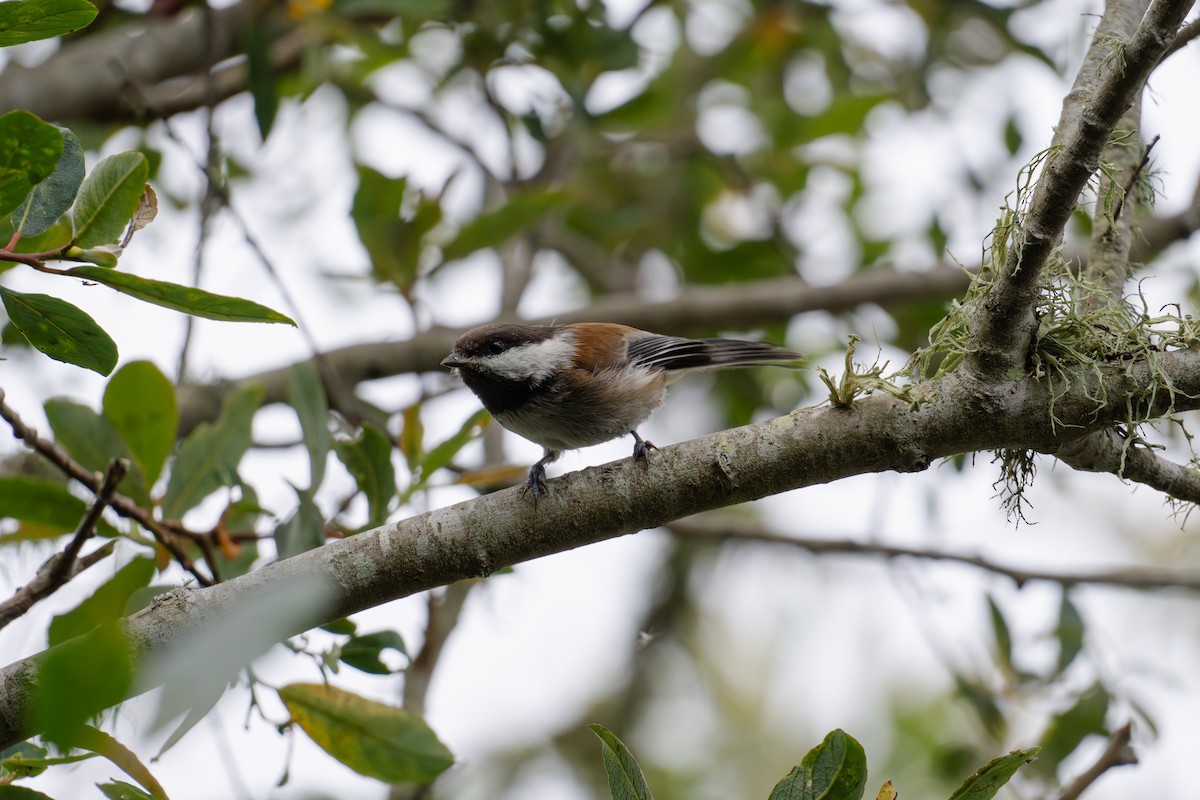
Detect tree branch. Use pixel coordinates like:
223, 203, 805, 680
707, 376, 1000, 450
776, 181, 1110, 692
0, 540, 117, 631
48, 458, 128, 585
1055, 721, 1136, 800
966, 0, 1195, 377
5, 346, 1200, 748
669, 517, 1200, 591
0, 391, 214, 587
0, 0, 274, 122
1053, 428, 1200, 504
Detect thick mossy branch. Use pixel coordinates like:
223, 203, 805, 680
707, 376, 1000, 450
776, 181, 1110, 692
964, 0, 1195, 378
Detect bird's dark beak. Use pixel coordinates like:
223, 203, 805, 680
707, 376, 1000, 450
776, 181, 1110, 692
441, 354, 465, 369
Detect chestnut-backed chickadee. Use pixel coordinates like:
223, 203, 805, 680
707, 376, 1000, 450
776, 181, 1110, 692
441, 322, 804, 502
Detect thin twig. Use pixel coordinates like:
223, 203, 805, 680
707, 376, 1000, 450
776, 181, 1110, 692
0, 540, 117, 631
1056, 721, 1136, 800
670, 518, 1200, 592
48, 457, 128, 584
1161, 15, 1200, 62
1112, 135, 1160, 225
0, 390, 215, 587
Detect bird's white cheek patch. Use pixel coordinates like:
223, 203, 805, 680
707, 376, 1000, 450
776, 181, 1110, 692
487, 333, 576, 382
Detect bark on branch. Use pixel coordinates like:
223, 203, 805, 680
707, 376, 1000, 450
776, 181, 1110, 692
4, 346, 1200, 749
966, 0, 1195, 377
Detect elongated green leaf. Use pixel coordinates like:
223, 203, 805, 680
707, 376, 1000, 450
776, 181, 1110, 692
287, 362, 330, 491
71, 151, 148, 247
0, 475, 119, 540
440, 189, 567, 264
1, 747, 96, 780
0, 110, 63, 216
71, 726, 169, 800
67, 266, 295, 324
103, 360, 177, 485
34, 620, 132, 746
12, 127, 83, 236
589, 724, 655, 800
96, 782, 155, 800
351, 166, 439, 293
244, 20, 278, 140
403, 409, 488, 500
333, 422, 396, 528
987, 595, 1013, 675
48, 556, 154, 646
1034, 684, 1109, 776
162, 384, 263, 518
1055, 593, 1084, 675
278, 683, 453, 784
0, 286, 117, 375
44, 397, 149, 505
0, 0, 97, 46
273, 486, 325, 559
947, 747, 1041, 800
0, 785, 57, 799
769, 729, 868, 800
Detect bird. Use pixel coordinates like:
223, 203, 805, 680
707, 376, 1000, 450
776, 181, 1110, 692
441, 322, 804, 502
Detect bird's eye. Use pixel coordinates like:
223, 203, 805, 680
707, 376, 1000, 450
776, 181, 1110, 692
487, 339, 506, 355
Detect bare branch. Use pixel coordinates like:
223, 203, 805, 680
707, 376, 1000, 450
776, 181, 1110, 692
0, 0, 274, 122
1056, 721, 1136, 800
0, 390, 214, 587
966, 0, 1195, 377
48, 458, 128, 585
669, 517, 1200, 591
1054, 429, 1200, 504
0, 540, 117, 631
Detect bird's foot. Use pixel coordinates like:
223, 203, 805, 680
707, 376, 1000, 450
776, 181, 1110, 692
521, 463, 549, 505
631, 431, 658, 462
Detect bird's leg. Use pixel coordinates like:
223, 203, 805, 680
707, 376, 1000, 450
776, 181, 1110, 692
630, 430, 657, 461
521, 449, 558, 504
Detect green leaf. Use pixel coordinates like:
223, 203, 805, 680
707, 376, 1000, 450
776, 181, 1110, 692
0, 786, 58, 799
1035, 684, 1110, 777
273, 486, 325, 559
243, 21, 278, 140
589, 724, 654, 800
986, 595, 1013, 676
339, 630, 408, 674
0, 110, 63, 216
102, 360, 177, 486
12, 127, 83, 236
96, 782, 154, 800
140, 575, 334, 756
279, 683, 453, 784
66, 266, 296, 324
1054, 592, 1085, 675
70, 726, 168, 800
769, 729, 868, 800
0, 286, 117, 375
0, 0, 97, 46
947, 747, 1041, 800
333, 422, 396, 528
321, 618, 357, 636
351, 166, 440, 294
439, 189, 567, 264
403, 408, 488, 500
287, 362, 330, 491
1, 749, 96, 779
44, 397, 149, 505
48, 556, 155, 646
70, 151, 148, 247
0, 475, 118, 540
162, 384, 263, 518
34, 620, 132, 746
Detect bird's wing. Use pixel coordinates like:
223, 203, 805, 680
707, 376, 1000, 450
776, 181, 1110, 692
626, 333, 802, 372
